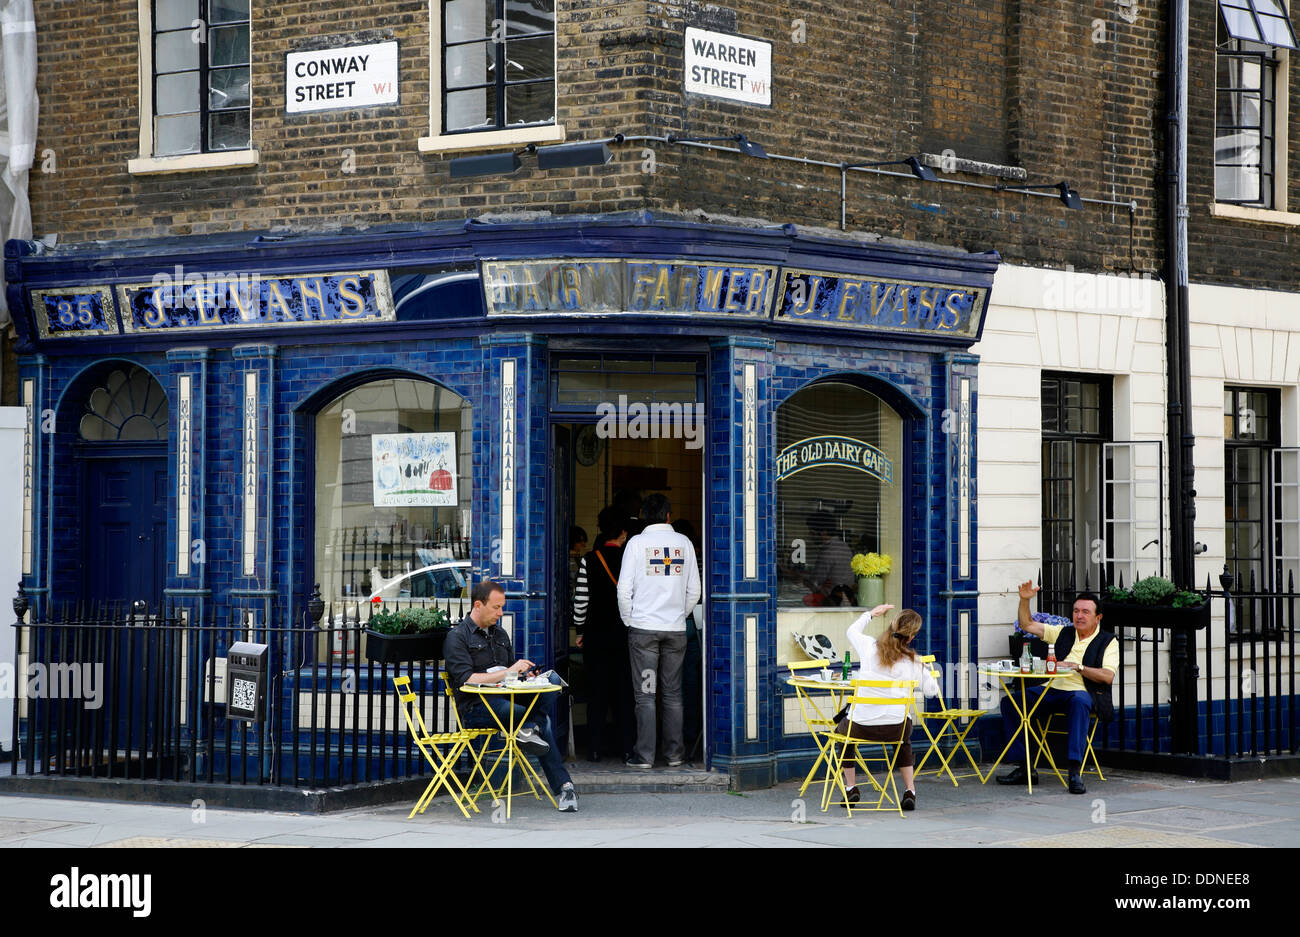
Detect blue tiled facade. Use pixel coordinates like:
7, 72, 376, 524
6, 215, 999, 789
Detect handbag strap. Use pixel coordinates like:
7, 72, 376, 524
595, 549, 618, 587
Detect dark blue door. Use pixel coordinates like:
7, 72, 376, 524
82, 456, 167, 606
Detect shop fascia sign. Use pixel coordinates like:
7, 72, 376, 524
28, 270, 395, 338
776, 435, 893, 485
285, 40, 399, 113
481, 257, 987, 339
683, 26, 771, 106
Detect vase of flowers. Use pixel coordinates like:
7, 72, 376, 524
851, 552, 891, 608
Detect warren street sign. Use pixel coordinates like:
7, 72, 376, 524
683, 27, 771, 106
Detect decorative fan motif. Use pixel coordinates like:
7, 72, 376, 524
78, 367, 169, 442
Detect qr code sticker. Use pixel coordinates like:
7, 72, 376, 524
231, 677, 257, 712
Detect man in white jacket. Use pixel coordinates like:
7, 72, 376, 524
617, 493, 701, 768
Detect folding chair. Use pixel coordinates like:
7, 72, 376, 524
441, 670, 505, 806
1032, 711, 1105, 780
393, 675, 476, 819
912, 654, 988, 785
821, 679, 917, 817
786, 659, 836, 794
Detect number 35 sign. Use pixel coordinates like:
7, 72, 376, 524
30, 286, 119, 338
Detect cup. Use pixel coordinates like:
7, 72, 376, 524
503, 671, 519, 687
1033, 659, 1046, 674
999, 659, 1014, 671
819, 668, 833, 682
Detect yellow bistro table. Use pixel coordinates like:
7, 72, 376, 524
979, 667, 1073, 793
785, 674, 889, 803
459, 681, 562, 818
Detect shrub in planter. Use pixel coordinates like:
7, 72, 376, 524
365, 605, 452, 662
1102, 576, 1210, 630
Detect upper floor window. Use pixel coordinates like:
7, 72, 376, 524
131, 0, 257, 173
419, 0, 564, 154
1215, 1, 1296, 209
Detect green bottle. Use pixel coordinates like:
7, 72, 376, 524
841, 649, 852, 682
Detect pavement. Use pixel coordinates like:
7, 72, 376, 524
1, 764, 1298, 848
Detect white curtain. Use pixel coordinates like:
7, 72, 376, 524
0, 0, 37, 326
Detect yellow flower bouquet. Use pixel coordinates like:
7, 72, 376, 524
851, 552, 892, 579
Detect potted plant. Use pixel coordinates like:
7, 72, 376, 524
851, 552, 892, 608
1101, 575, 1210, 630
1009, 611, 1061, 660
364, 603, 452, 663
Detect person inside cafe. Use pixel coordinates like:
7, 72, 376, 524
804, 512, 856, 606
443, 579, 578, 812
996, 580, 1118, 795
838, 605, 940, 811
572, 506, 635, 763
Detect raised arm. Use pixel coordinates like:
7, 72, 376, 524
846, 604, 893, 659
1017, 580, 1045, 637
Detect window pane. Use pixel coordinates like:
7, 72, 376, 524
156, 30, 201, 72
505, 35, 552, 82
445, 0, 493, 42
1223, 7, 1263, 41
155, 113, 201, 156
1083, 408, 1099, 434
446, 86, 496, 131
156, 71, 200, 116
1063, 407, 1082, 434
506, 0, 554, 34
209, 0, 250, 23
209, 66, 250, 110
1080, 382, 1099, 408
156, 0, 197, 32
209, 110, 250, 151
506, 80, 553, 125
209, 24, 250, 67
446, 41, 492, 89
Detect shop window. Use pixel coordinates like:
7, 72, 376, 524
131, 0, 256, 174
1215, 2, 1294, 210
1224, 386, 1286, 634
314, 378, 473, 603
775, 382, 904, 610
1040, 373, 1113, 612
77, 367, 169, 442
419, 0, 565, 154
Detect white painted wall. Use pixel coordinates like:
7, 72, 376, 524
0, 406, 24, 752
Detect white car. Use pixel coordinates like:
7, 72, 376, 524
367, 560, 471, 602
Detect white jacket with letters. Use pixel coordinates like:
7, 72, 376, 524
616, 523, 702, 632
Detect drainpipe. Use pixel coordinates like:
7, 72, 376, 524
1165, 0, 1199, 754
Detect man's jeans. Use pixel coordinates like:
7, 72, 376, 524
461, 674, 571, 792
999, 686, 1093, 766
627, 628, 687, 765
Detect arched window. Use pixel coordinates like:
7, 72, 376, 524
776, 381, 904, 609
314, 378, 473, 602
77, 366, 169, 441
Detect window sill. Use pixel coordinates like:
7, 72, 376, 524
1211, 202, 1300, 227
128, 150, 260, 176
418, 124, 565, 155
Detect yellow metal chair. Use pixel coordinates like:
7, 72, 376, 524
393, 675, 476, 819
912, 654, 988, 785
440, 670, 504, 806
821, 679, 918, 817
786, 660, 883, 802
1032, 711, 1105, 780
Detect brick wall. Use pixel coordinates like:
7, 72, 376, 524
31, 2, 1172, 276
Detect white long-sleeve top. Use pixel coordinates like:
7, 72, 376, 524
616, 523, 702, 632
845, 612, 940, 725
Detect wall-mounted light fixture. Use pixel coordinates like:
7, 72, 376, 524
449, 150, 523, 179
449, 134, 626, 177
996, 181, 1083, 210
666, 133, 769, 159
843, 155, 937, 182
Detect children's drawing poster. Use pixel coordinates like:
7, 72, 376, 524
371, 432, 457, 506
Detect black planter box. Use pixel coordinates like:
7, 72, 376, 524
364, 629, 448, 663
1101, 600, 1210, 631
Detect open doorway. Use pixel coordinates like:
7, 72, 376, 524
553, 424, 706, 765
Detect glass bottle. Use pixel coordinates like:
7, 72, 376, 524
1019, 640, 1032, 674
1045, 644, 1057, 675
842, 649, 852, 682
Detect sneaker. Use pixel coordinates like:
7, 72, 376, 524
843, 785, 860, 805
1068, 772, 1087, 795
624, 756, 652, 768
901, 789, 917, 811
995, 765, 1039, 786
516, 726, 550, 756
667, 758, 684, 767
557, 782, 578, 812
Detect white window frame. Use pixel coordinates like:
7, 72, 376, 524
128, 0, 259, 176
417, 0, 565, 155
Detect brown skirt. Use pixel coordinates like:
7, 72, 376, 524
834, 717, 914, 768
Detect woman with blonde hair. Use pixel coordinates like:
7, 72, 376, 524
837, 604, 939, 811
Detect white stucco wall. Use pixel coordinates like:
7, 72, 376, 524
0, 406, 24, 751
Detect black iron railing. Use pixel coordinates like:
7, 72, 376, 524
6, 596, 472, 787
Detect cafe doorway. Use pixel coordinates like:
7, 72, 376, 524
551, 418, 707, 766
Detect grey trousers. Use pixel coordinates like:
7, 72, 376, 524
627, 627, 688, 764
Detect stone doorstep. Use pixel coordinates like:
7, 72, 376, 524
564, 764, 727, 794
